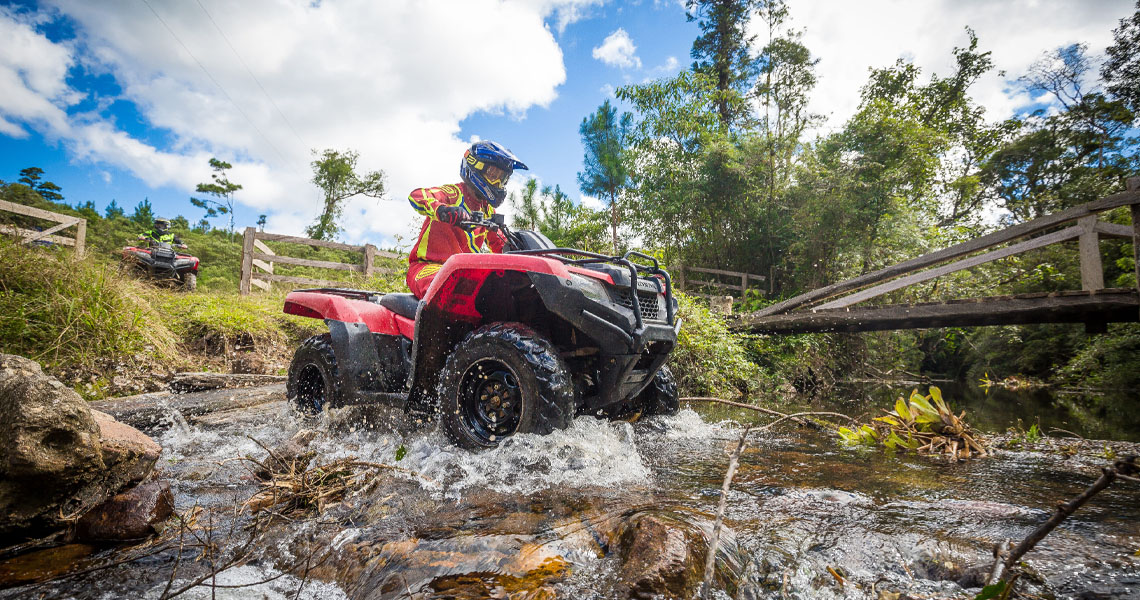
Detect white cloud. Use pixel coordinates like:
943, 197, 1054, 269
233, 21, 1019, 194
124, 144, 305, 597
580, 194, 604, 210
764, 0, 1132, 132
592, 28, 642, 69
652, 55, 680, 74
0, 0, 583, 244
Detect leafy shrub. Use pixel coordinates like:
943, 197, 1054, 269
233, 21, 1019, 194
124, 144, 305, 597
670, 292, 760, 397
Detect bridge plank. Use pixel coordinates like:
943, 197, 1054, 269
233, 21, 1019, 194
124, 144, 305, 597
739, 289, 1139, 334
753, 190, 1140, 317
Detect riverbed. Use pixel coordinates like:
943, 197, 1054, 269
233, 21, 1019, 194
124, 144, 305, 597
2, 383, 1137, 599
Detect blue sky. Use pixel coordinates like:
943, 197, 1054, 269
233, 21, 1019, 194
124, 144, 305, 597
1, 0, 1132, 248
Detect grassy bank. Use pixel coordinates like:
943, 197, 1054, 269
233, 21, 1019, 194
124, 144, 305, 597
0, 239, 334, 398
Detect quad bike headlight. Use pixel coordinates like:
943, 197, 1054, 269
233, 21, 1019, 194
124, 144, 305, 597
569, 273, 608, 302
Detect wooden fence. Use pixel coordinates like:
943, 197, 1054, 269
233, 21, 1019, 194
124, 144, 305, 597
239, 227, 401, 294
673, 264, 766, 302
0, 199, 86, 257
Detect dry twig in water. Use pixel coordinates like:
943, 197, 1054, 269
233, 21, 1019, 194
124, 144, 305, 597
986, 455, 1139, 588
699, 424, 752, 600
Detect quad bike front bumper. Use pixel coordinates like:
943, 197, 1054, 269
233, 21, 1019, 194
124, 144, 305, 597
527, 267, 679, 412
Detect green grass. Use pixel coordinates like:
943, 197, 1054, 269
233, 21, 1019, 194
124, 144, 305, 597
0, 238, 177, 368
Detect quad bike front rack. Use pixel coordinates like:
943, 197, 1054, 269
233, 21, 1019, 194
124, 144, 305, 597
506, 248, 676, 329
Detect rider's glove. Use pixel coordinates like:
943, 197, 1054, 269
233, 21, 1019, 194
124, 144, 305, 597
437, 205, 472, 226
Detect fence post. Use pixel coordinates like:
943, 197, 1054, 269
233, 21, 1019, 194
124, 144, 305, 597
740, 272, 747, 296
240, 227, 255, 295
74, 218, 86, 258
1078, 215, 1105, 291
675, 264, 685, 292
1129, 178, 1140, 320
364, 244, 377, 278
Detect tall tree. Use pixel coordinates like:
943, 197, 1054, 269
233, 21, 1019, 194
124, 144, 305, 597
306, 149, 386, 241
686, 0, 762, 128
17, 167, 43, 187
191, 158, 242, 235
131, 198, 155, 228
1103, 1, 1140, 114
105, 199, 124, 219
508, 178, 542, 230
17, 167, 64, 202
578, 100, 633, 253
985, 43, 1136, 221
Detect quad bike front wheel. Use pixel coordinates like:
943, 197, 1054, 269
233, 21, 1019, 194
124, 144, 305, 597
182, 272, 197, 292
439, 322, 575, 450
286, 334, 344, 417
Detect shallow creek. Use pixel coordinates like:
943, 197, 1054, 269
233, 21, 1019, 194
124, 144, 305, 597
2, 385, 1138, 600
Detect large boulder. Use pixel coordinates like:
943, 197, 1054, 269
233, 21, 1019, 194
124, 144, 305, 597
0, 354, 162, 539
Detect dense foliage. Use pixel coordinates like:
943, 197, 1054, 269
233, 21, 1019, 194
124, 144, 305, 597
571, 0, 1139, 390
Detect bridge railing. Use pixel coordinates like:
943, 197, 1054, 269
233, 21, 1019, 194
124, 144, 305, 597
753, 177, 1140, 320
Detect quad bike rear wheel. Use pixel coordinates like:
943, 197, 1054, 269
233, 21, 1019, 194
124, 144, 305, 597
286, 333, 343, 417
439, 322, 574, 449
638, 365, 679, 416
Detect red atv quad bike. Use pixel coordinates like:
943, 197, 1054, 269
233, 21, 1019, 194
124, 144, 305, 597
121, 239, 200, 291
282, 214, 681, 449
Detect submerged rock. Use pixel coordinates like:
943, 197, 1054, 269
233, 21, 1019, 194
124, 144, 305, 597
0, 354, 163, 540
76, 480, 174, 542
617, 514, 708, 599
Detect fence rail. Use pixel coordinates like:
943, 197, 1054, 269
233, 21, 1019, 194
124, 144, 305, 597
0, 199, 86, 256
239, 227, 401, 294
673, 264, 766, 302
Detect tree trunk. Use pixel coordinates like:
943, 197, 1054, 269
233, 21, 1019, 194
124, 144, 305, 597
610, 195, 620, 255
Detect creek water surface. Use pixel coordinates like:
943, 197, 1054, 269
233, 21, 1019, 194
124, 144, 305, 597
2, 383, 1138, 600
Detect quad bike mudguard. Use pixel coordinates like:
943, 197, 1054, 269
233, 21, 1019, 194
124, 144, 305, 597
284, 290, 413, 404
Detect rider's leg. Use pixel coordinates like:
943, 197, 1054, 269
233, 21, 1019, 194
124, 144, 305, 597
406, 262, 442, 299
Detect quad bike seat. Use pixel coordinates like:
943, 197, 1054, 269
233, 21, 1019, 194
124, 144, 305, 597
379, 293, 421, 320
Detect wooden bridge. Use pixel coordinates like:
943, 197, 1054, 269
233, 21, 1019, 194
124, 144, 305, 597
738, 178, 1140, 335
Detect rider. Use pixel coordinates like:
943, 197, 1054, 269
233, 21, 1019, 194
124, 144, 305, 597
139, 218, 184, 246
405, 141, 527, 298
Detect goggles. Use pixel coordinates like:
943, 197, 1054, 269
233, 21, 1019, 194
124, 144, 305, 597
481, 164, 511, 188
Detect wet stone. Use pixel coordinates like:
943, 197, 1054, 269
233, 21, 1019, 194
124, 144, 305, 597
75, 480, 174, 542
617, 514, 707, 599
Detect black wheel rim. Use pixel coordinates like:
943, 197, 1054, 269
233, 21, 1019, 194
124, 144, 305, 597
458, 359, 522, 444
294, 363, 325, 414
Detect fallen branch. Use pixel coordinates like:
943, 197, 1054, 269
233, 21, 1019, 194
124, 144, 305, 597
986, 455, 1139, 586
699, 424, 752, 600
680, 396, 857, 430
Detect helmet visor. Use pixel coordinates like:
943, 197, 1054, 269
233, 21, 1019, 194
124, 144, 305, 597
481, 164, 511, 188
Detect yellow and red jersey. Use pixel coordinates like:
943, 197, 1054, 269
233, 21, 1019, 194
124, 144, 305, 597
406, 182, 506, 293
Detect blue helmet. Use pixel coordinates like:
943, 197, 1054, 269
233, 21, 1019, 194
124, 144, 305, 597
459, 140, 528, 208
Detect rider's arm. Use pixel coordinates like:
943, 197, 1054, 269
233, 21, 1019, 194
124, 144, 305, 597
486, 229, 506, 253
408, 187, 454, 222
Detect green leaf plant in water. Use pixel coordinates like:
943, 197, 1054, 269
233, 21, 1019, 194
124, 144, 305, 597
837, 386, 988, 460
